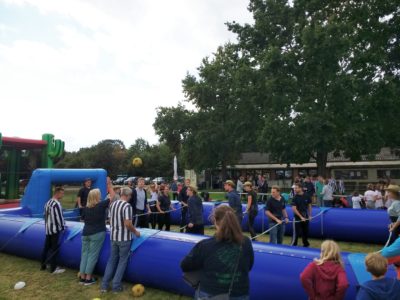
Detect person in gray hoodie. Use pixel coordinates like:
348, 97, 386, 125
356, 252, 400, 300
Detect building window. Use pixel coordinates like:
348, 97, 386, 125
275, 170, 292, 180
299, 169, 318, 177
334, 170, 368, 180
377, 169, 400, 179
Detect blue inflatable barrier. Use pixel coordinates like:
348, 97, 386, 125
0, 216, 396, 299
21, 169, 107, 216
171, 202, 391, 244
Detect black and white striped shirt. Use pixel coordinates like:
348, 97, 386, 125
44, 198, 65, 235
109, 199, 133, 242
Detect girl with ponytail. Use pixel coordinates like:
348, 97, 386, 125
181, 205, 254, 299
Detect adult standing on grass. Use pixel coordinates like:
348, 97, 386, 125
224, 180, 243, 224
315, 176, 324, 207
130, 177, 151, 228
171, 179, 178, 200
157, 185, 174, 231
101, 187, 140, 293
265, 186, 289, 244
40, 186, 66, 274
291, 183, 312, 247
364, 184, 376, 209
186, 185, 204, 235
179, 178, 191, 232
386, 184, 400, 246
244, 181, 258, 239
76, 178, 92, 217
79, 178, 115, 285
321, 179, 334, 207
181, 205, 254, 299
147, 183, 159, 229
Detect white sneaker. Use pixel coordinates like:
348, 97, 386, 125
52, 267, 65, 274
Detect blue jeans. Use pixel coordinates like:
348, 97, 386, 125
269, 222, 285, 244
80, 231, 106, 275
101, 240, 131, 291
195, 289, 249, 300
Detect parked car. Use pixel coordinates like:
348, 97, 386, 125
124, 176, 138, 185
152, 177, 166, 184
113, 175, 127, 185
144, 177, 152, 185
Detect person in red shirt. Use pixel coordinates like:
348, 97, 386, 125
300, 240, 349, 300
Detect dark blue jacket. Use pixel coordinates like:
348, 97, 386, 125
188, 195, 203, 225
356, 278, 400, 300
227, 190, 243, 220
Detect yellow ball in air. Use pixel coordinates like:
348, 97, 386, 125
132, 157, 143, 167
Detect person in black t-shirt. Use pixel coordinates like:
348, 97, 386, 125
181, 205, 254, 298
178, 178, 191, 232
76, 178, 92, 217
291, 183, 312, 247
244, 181, 258, 239
157, 185, 174, 231
79, 178, 114, 285
265, 185, 289, 244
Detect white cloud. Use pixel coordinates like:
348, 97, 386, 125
0, 0, 253, 151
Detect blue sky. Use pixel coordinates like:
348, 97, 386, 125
0, 0, 252, 151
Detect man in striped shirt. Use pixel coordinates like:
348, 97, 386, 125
101, 187, 140, 293
40, 186, 66, 274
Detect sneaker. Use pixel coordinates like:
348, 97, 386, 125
52, 267, 65, 274
79, 278, 86, 285
84, 278, 97, 286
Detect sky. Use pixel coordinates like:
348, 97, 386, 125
0, 0, 253, 151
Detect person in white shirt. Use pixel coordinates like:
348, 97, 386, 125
364, 184, 376, 209
352, 192, 363, 209
321, 180, 334, 207
236, 176, 244, 194
374, 184, 384, 209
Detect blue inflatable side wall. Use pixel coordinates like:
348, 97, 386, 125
21, 169, 107, 216
169, 202, 391, 244
2, 217, 396, 300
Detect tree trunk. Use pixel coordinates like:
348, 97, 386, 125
316, 151, 328, 178
221, 161, 227, 183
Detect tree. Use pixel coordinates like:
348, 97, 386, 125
154, 44, 261, 180
153, 104, 192, 156
228, 0, 400, 176
55, 139, 127, 178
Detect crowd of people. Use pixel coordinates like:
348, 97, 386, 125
38, 175, 400, 299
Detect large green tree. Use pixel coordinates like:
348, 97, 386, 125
56, 139, 127, 178
228, 0, 400, 176
155, 44, 260, 180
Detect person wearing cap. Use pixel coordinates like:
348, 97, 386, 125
76, 178, 92, 217
385, 184, 400, 246
186, 185, 204, 235
244, 181, 258, 239
224, 180, 243, 224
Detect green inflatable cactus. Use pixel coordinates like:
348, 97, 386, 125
41, 133, 65, 168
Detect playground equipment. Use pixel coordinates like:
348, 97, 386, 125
0, 133, 64, 199
0, 168, 397, 299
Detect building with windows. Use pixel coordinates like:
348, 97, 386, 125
221, 148, 400, 192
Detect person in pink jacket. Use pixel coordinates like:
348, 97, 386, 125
300, 240, 349, 300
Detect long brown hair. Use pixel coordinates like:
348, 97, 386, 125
212, 205, 243, 244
